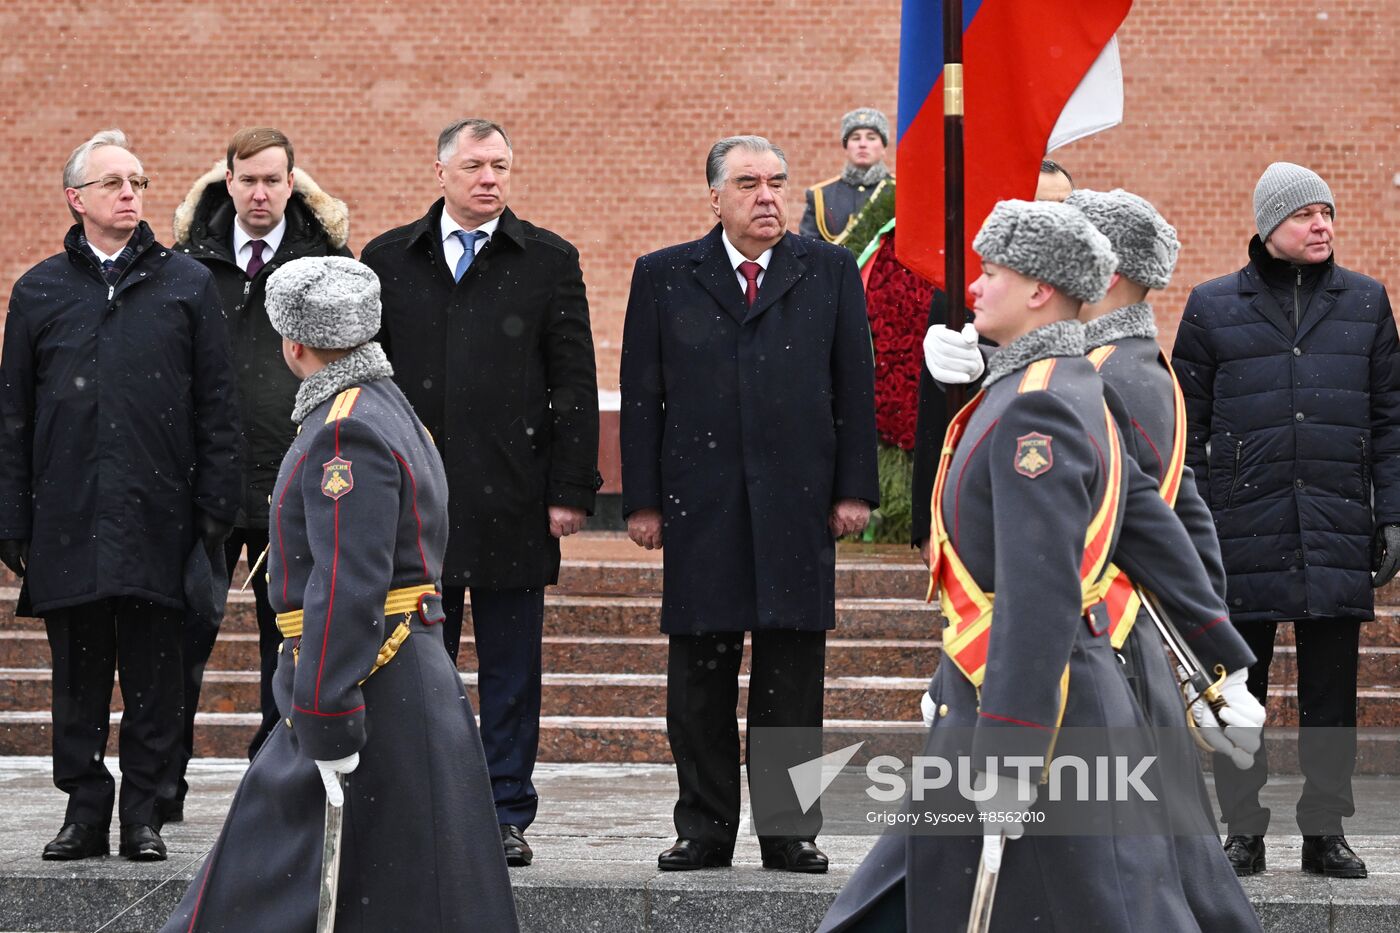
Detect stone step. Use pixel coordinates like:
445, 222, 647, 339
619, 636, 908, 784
0, 669, 931, 722
3, 710, 1400, 775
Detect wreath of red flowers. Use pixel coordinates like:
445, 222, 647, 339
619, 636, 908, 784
863, 228, 935, 451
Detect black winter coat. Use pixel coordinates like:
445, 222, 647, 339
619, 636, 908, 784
620, 227, 880, 633
1171, 243, 1400, 622
0, 222, 241, 613
173, 165, 352, 528
363, 202, 599, 589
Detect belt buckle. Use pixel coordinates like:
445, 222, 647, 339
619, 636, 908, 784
417, 591, 445, 626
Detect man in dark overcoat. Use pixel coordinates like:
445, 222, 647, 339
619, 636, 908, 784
158, 256, 518, 933
1172, 162, 1400, 878
620, 135, 880, 873
171, 126, 353, 799
0, 129, 240, 861
362, 118, 599, 866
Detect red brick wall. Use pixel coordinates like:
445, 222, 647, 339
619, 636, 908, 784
3, 0, 1396, 385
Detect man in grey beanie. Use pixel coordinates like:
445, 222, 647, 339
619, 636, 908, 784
159, 254, 520, 932
799, 107, 893, 244
1172, 162, 1400, 879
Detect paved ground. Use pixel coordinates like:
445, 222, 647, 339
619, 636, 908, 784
2, 757, 1399, 931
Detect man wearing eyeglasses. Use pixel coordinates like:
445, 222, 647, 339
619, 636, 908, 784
0, 129, 240, 862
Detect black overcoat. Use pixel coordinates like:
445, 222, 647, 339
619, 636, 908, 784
362, 202, 599, 590
619, 226, 879, 633
1171, 247, 1400, 622
174, 165, 353, 529
0, 222, 240, 614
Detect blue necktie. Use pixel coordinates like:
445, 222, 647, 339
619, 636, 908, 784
100, 259, 117, 285
452, 229, 486, 282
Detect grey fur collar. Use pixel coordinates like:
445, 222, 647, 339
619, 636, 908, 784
291, 342, 393, 424
841, 162, 891, 188
1083, 302, 1157, 349
984, 320, 1086, 387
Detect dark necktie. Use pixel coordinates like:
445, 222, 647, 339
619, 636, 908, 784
738, 260, 762, 307
453, 229, 486, 282
246, 239, 267, 279
100, 259, 117, 285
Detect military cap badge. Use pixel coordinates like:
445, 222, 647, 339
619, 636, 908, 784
322, 457, 354, 499
1014, 433, 1053, 478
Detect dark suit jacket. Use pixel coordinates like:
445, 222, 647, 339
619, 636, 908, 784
362, 202, 599, 589
620, 226, 879, 633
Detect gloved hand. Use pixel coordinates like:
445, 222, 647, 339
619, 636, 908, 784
0, 539, 29, 578
973, 770, 1038, 871
923, 323, 985, 384
1372, 523, 1400, 587
1180, 666, 1265, 769
196, 512, 232, 566
315, 752, 360, 808
920, 691, 936, 728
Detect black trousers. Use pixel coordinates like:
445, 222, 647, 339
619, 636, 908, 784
442, 584, 544, 830
666, 629, 826, 854
44, 597, 184, 829
1214, 618, 1360, 835
222, 529, 281, 759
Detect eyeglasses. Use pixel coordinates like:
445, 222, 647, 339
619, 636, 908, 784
71, 174, 150, 193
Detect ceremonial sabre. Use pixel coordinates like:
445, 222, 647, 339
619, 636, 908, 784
1135, 586, 1229, 729
967, 831, 1004, 933
316, 773, 347, 933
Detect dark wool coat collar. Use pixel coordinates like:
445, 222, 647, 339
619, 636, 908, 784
1083, 302, 1157, 349
405, 200, 527, 253
984, 319, 1086, 387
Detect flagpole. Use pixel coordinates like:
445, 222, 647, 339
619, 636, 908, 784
942, 0, 966, 415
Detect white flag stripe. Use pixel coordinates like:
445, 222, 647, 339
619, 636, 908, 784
1047, 35, 1124, 153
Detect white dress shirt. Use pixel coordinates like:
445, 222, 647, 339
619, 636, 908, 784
720, 231, 773, 296
89, 243, 124, 265
233, 215, 287, 273
441, 212, 501, 272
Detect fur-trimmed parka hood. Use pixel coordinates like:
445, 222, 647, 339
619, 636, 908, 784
172, 160, 349, 249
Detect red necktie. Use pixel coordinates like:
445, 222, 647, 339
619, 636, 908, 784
738, 260, 762, 307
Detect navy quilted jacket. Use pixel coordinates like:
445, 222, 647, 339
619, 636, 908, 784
1171, 243, 1400, 622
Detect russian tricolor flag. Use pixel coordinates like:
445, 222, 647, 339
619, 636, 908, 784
895, 0, 1133, 288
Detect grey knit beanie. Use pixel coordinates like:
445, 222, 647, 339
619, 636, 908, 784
973, 199, 1118, 303
1253, 162, 1334, 241
841, 108, 890, 146
266, 256, 381, 349
1066, 188, 1179, 290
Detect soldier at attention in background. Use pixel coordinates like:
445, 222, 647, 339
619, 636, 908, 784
799, 108, 893, 245
160, 257, 517, 933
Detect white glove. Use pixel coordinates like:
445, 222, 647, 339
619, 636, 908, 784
921, 691, 936, 728
315, 752, 360, 808
1180, 667, 1265, 770
923, 323, 985, 384
973, 770, 1037, 870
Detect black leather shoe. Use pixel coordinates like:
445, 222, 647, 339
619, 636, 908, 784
1302, 834, 1367, 878
761, 840, 829, 874
41, 823, 109, 860
657, 838, 732, 871
1222, 834, 1265, 876
119, 824, 167, 861
500, 824, 533, 867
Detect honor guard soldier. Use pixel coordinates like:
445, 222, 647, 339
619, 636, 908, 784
799, 108, 893, 244
819, 200, 1260, 932
160, 257, 518, 933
